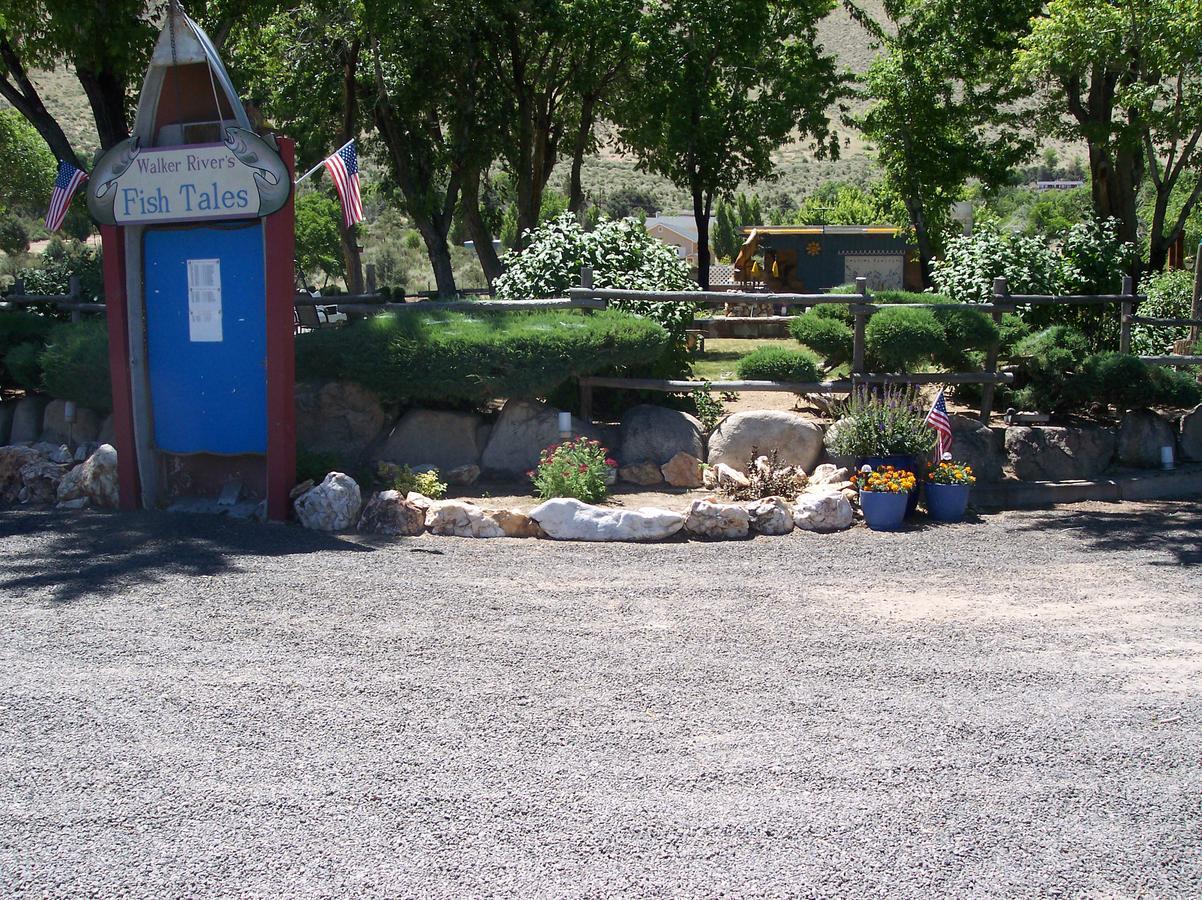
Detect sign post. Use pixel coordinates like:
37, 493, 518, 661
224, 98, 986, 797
88, 5, 295, 519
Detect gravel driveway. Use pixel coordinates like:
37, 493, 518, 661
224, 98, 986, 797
1, 502, 1200, 898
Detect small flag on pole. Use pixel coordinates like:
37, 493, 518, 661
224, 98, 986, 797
322, 140, 364, 228
45, 160, 88, 232
925, 389, 954, 460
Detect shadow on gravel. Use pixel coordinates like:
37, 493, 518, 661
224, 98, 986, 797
1015, 503, 1202, 567
0, 509, 373, 603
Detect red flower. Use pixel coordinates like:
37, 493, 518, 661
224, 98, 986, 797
525, 470, 535, 479
577, 463, 589, 473
605, 458, 617, 468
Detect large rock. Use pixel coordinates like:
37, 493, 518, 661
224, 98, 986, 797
619, 461, 663, 486
486, 509, 544, 538
948, 414, 1004, 482
618, 405, 704, 466
295, 381, 390, 459
357, 490, 426, 536
41, 400, 101, 445
19, 458, 69, 504
661, 451, 703, 488
530, 498, 684, 542
375, 409, 489, 471
747, 496, 794, 535
55, 443, 119, 509
1116, 408, 1176, 469
0, 446, 40, 503
480, 399, 606, 476
1005, 426, 1116, 481
425, 499, 505, 538
707, 411, 823, 473
293, 472, 362, 531
9, 396, 47, 444
1181, 404, 1202, 462
685, 499, 750, 539
792, 493, 854, 532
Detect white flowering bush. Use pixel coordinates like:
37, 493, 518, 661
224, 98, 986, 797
1132, 268, 1194, 356
495, 214, 698, 376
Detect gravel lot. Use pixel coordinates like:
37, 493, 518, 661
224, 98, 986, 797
1, 502, 1200, 898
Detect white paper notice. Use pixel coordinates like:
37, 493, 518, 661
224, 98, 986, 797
187, 258, 223, 342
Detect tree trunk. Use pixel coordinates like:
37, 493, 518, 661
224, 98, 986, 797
461, 165, 505, 286
1086, 141, 1142, 274
694, 190, 712, 290
567, 94, 597, 215
905, 194, 934, 287
417, 222, 457, 297
0, 35, 82, 167
76, 68, 129, 150
339, 39, 364, 294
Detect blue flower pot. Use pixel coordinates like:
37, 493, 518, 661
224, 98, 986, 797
859, 489, 909, 531
924, 481, 970, 522
857, 455, 921, 517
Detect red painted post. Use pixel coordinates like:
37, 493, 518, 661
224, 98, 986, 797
264, 137, 297, 521
99, 224, 141, 511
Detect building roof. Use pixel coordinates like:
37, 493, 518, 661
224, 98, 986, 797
738, 225, 901, 236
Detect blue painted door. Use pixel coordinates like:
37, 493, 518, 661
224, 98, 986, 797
143, 222, 266, 454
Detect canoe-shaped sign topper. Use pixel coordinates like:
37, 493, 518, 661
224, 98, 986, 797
87, 128, 291, 226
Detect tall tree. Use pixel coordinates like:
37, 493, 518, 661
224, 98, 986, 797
861, 0, 1038, 282
1018, 0, 1202, 273
616, 0, 844, 288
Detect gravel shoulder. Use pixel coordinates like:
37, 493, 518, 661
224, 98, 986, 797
1, 501, 1200, 897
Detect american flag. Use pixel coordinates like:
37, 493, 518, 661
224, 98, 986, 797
322, 140, 364, 228
925, 389, 954, 460
45, 160, 88, 232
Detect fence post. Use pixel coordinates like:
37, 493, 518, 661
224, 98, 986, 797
1119, 274, 1134, 355
365, 263, 377, 296
980, 276, 1008, 423
852, 277, 868, 379
579, 266, 597, 315
12, 277, 23, 298
579, 378, 594, 423
68, 275, 81, 323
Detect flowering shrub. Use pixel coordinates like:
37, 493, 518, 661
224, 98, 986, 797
824, 385, 937, 458
851, 465, 917, 493
530, 437, 616, 503
927, 460, 976, 485
378, 462, 447, 499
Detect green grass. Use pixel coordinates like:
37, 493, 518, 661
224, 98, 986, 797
691, 338, 799, 381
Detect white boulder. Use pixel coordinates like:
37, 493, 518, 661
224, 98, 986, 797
684, 499, 750, 539
792, 492, 854, 532
293, 472, 362, 531
425, 499, 505, 538
530, 498, 684, 542
747, 496, 794, 535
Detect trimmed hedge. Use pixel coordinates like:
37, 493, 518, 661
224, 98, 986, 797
789, 309, 853, 367
295, 308, 669, 405
0, 310, 54, 391
865, 307, 946, 372
735, 346, 821, 382
39, 321, 112, 412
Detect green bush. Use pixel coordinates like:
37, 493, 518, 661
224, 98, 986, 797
998, 313, 1032, 355
16, 239, 104, 301
932, 306, 998, 370
735, 346, 820, 382
1011, 325, 1094, 413
789, 310, 853, 367
865, 307, 945, 372
0, 310, 53, 389
1084, 352, 1154, 411
38, 321, 112, 412
296, 308, 668, 406
1147, 364, 1202, 408
1013, 325, 1090, 363
1132, 268, 1194, 356
3, 341, 41, 390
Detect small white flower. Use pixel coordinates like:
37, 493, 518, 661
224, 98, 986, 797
941, 452, 953, 461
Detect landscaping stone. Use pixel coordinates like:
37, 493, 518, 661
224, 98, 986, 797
685, 499, 750, 540
1117, 408, 1176, 469
425, 499, 504, 538
792, 492, 854, 532
480, 399, 605, 476
808, 463, 849, 486
293, 472, 362, 532
289, 479, 314, 500
661, 451, 703, 488
1181, 403, 1202, 462
703, 462, 750, 490
357, 490, 426, 536
376, 409, 488, 471
747, 496, 795, 535
10, 396, 47, 444
41, 400, 101, 445
530, 498, 685, 542
618, 461, 663, 486
1005, 425, 1117, 481
19, 458, 69, 504
707, 411, 823, 472
406, 491, 435, 511
73, 442, 99, 463
486, 509, 544, 539
32, 442, 73, 464
57, 448, 120, 508
295, 381, 390, 459
949, 414, 1004, 482
445, 464, 481, 486
0, 446, 41, 503
618, 404, 704, 466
